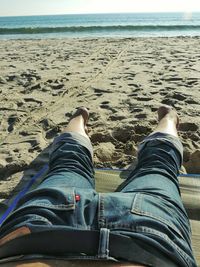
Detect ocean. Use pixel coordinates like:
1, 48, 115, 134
0, 12, 200, 39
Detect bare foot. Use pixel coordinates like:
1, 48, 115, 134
149, 105, 179, 137
64, 107, 89, 138
158, 105, 179, 128
70, 107, 89, 134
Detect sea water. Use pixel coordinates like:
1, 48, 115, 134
0, 12, 200, 39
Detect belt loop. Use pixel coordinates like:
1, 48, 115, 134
98, 228, 110, 259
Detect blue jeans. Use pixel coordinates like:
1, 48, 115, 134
0, 131, 197, 267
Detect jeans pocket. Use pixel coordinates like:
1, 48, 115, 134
99, 192, 137, 230
131, 193, 184, 239
1, 188, 76, 231
14, 187, 76, 212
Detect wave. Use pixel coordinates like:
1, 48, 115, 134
1, 25, 200, 35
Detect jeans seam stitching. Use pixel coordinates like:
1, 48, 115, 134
131, 193, 184, 238
136, 226, 192, 267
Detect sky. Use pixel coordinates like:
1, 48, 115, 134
0, 0, 200, 17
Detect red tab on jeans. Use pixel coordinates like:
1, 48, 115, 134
75, 195, 80, 201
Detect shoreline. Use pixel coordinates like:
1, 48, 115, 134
1, 35, 200, 41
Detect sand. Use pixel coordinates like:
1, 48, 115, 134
0, 37, 200, 202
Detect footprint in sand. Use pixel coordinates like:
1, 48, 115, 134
112, 125, 134, 143
161, 98, 177, 106
6, 74, 18, 82
7, 115, 20, 132
185, 78, 198, 87
45, 127, 61, 139
136, 96, 153, 101
0, 77, 6, 84
101, 101, 110, 105
135, 113, 147, 119
99, 102, 117, 113
20, 71, 41, 81
92, 87, 112, 94
24, 97, 43, 108
50, 83, 64, 90
179, 122, 198, 132
185, 98, 198, 105
109, 114, 126, 121
133, 124, 152, 135
170, 92, 187, 101
91, 131, 114, 144
38, 118, 61, 139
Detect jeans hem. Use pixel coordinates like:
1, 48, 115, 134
52, 132, 93, 158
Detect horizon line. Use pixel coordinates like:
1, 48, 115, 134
0, 11, 199, 18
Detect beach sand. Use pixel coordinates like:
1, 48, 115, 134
0, 37, 200, 202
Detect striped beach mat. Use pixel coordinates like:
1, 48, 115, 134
0, 167, 200, 265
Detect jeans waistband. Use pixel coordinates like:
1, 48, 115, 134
0, 227, 179, 267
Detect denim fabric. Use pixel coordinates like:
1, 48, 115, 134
0, 132, 197, 267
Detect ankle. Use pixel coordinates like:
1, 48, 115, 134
163, 112, 179, 128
